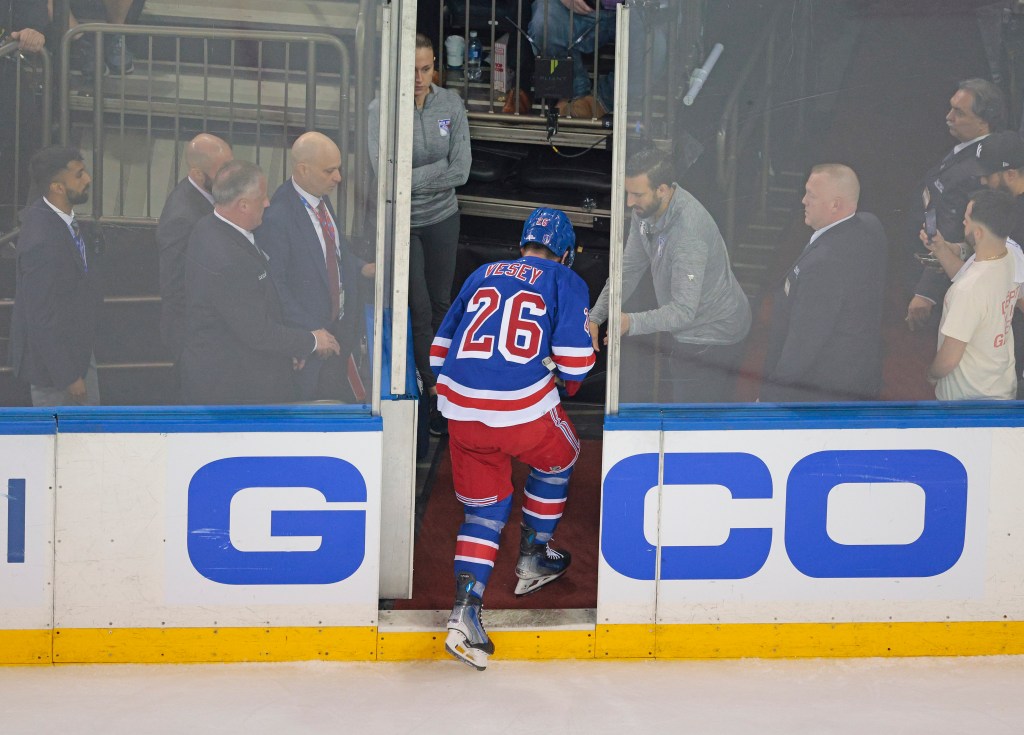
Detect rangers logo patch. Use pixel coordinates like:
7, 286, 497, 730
438, 118, 451, 136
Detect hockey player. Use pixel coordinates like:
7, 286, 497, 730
430, 207, 596, 671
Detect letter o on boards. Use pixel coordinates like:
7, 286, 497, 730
784, 450, 968, 578
187, 456, 367, 585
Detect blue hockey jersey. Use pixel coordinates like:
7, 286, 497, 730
430, 255, 596, 427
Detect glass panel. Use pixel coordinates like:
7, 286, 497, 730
1, 0, 388, 409
3, 1, 1022, 409
605, 0, 1022, 408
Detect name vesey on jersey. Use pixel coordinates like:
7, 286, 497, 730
430, 256, 596, 427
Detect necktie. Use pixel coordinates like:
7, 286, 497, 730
800, 235, 816, 257
314, 200, 341, 321
70, 218, 88, 272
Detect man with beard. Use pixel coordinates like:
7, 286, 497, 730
922, 130, 1024, 396
157, 133, 233, 376
928, 190, 1020, 400
977, 132, 1024, 230
925, 131, 1024, 271
8, 146, 102, 405
588, 147, 751, 402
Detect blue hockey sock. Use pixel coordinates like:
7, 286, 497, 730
522, 466, 573, 542
453, 495, 512, 597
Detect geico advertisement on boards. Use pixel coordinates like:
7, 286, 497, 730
165, 432, 382, 607
600, 428, 991, 604
0, 435, 55, 613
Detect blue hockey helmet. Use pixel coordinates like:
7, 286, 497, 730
520, 207, 577, 267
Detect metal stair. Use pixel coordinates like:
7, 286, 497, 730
729, 169, 805, 299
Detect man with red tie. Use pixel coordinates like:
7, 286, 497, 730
258, 132, 374, 402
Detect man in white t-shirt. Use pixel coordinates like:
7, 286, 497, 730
929, 189, 1021, 400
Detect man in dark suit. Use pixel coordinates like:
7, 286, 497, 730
157, 133, 233, 368
179, 160, 341, 405
906, 78, 1006, 331
257, 131, 373, 401
761, 164, 888, 403
9, 146, 102, 406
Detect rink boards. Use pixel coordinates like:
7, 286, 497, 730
2, 403, 1024, 664
596, 405, 1024, 659
0, 407, 383, 665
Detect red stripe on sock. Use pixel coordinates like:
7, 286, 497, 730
523, 496, 566, 516
455, 539, 499, 564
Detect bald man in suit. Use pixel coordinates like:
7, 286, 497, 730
258, 131, 373, 401
157, 133, 233, 367
761, 164, 888, 402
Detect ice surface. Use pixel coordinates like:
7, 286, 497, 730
1, 656, 1022, 734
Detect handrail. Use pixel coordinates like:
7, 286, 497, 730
714, 2, 789, 248
59, 23, 351, 226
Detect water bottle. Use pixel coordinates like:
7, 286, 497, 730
467, 31, 482, 82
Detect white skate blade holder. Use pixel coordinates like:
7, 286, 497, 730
445, 629, 489, 671
514, 568, 567, 596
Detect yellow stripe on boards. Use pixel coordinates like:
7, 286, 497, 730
377, 629, 594, 662
52, 627, 377, 664
3, 621, 1022, 665
595, 624, 656, 659
628, 622, 1024, 660
490, 629, 594, 660
0, 630, 52, 665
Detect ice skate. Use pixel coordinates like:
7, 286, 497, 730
514, 525, 572, 596
445, 572, 494, 671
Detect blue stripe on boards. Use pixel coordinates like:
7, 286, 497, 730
7, 479, 25, 564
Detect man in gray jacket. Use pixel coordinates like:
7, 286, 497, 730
589, 148, 751, 403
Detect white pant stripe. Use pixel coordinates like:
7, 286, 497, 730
456, 492, 499, 507
548, 408, 580, 463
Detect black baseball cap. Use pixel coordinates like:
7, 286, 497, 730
976, 131, 1024, 175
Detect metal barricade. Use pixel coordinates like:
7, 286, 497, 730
436, 1, 675, 139
432, 1, 684, 231
0, 40, 52, 249
432, 0, 679, 161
